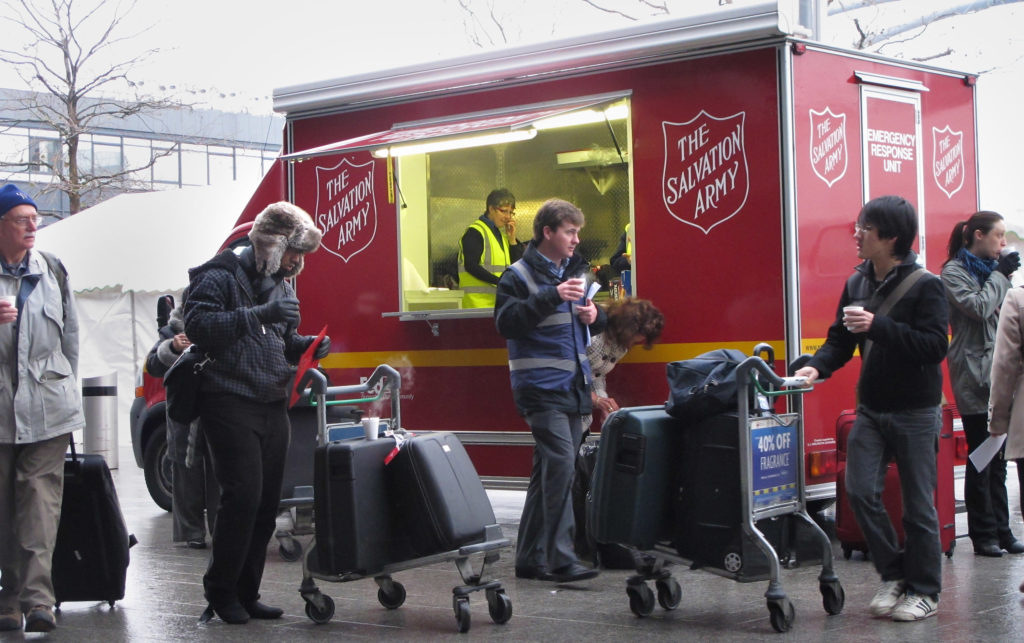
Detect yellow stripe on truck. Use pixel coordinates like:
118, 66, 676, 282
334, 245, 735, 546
318, 340, 790, 370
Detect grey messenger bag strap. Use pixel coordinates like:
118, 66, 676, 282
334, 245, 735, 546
860, 267, 931, 366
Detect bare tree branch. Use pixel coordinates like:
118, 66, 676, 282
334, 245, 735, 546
0, 0, 189, 214
580, 0, 639, 20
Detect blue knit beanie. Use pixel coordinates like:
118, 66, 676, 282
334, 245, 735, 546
0, 185, 38, 217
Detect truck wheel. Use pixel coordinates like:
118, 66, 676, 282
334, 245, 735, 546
143, 424, 173, 512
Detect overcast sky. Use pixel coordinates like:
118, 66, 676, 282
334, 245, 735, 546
2, 0, 1021, 222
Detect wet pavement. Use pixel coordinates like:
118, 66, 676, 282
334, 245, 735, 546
6, 447, 1024, 642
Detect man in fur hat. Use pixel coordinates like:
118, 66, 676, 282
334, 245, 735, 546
184, 201, 328, 624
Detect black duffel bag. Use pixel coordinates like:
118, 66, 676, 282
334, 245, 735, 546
163, 346, 213, 424
664, 348, 752, 423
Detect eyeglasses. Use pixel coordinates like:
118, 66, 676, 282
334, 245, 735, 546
854, 223, 875, 233
496, 206, 515, 215
3, 215, 38, 228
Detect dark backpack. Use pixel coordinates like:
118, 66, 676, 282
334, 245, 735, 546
664, 348, 751, 423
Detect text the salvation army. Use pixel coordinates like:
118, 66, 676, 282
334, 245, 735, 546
665, 122, 743, 218
319, 168, 373, 250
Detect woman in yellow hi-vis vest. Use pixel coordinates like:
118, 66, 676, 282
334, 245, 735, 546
458, 189, 524, 308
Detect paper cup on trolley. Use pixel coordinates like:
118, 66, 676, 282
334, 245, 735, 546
361, 417, 380, 440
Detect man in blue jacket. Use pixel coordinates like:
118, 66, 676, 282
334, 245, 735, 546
796, 195, 949, 622
495, 198, 606, 583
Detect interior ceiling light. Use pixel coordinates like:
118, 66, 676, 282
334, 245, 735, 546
532, 103, 630, 131
371, 128, 537, 158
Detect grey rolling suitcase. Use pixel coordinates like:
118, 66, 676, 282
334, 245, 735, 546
588, 406, 683, 550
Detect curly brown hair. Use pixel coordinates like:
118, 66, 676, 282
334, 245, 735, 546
601, 297, 664, 350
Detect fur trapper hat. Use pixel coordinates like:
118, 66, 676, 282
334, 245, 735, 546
249, 201, 322, 277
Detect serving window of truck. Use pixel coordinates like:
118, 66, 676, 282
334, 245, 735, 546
285, 93, 633, 320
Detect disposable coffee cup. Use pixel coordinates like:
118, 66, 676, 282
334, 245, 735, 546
842, 305, 864, 331
361, 417, 380, 440
0, 295, 15, 315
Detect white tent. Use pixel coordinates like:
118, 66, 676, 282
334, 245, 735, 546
35, 180, 260, 447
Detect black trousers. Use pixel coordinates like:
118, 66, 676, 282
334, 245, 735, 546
199, 393, 289, 608
962, 413, 1013, 546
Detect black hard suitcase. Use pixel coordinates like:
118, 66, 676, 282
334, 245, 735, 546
674, 412, 820, 580
588, 406, 683, 550
312, 437, 409, 575
389, 432, 496, 558
283, 405, 362, 500
53, 443, 137, 606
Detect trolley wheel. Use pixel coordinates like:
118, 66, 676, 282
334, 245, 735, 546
767, 598, 795, 633
486, 588, 513, 624
655, 577, 681, 611
305, 593, 335, 625
945, 539, 956, 558
453, 596, 471, 633
278, 537, 302, 562
377, 582, 406, 609
820, 580, 845, 615
627, 582, 656, 617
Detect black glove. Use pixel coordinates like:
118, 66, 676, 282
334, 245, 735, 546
252, 297, 300, 325
313, 335, 331, 359
996, 251, 1021, 277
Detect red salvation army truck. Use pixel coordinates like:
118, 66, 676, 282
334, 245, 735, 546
131, 1, 978, 511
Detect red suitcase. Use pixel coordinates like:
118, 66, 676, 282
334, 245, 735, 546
834, 407, 956, 559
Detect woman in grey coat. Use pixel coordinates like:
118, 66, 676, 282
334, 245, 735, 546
940, 211, 1021, 556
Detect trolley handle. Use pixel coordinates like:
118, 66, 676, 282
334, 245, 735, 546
752, 342, 774, 367
297, 364, 403, 445
737, 356, 813, 398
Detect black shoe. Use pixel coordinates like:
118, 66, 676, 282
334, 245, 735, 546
212, 601, 250, 624
187, 539, 207, 549
514, 566, 549, 580
1001, 539, 1024, 554
548, 562, 599, 583
974, 542, 1004, 557
244, 601, 283, 619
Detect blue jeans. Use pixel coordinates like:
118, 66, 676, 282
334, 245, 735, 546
845, 405, 942, 597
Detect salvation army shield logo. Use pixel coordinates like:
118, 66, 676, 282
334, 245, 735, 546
809, 107, 847, 187
932, 125, 964, 198
662, 111, 749, 234
314, 157, 377, 263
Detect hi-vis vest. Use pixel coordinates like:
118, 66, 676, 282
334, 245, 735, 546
458, 219, 511, 308
505, 260, 592, 391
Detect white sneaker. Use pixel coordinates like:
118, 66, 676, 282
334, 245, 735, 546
891, 591, 939, 622
868, 579, 906, 617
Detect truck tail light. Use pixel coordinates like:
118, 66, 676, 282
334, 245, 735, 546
807, 450, 837, 479
135, 385, 145, 398
955, 433, 969, 461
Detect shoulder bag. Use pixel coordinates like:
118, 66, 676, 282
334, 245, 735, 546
163, 346, 213, 424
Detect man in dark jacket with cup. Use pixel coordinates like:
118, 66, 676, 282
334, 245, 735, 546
796, 195, 949, 622
184, 201, 329, 624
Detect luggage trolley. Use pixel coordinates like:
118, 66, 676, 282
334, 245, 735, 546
611, 345, 843, 633
294, 366, 513, 633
